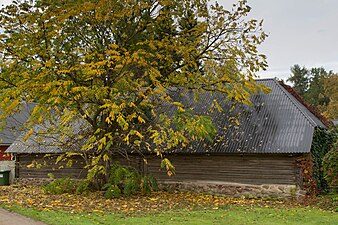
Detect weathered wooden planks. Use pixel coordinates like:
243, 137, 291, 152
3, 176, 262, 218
16, 154, 87, 179
15, 153, 303, 186
143, 154, 300, 185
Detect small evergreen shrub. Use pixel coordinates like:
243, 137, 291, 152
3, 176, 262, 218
103, 163, 158, 198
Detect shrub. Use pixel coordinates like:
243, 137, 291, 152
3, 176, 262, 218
103, 163, 158, 198
43, 177, 76, 194
43, 178, 90, 195
75, 179, 90, 194
140, 175, 159, 195
104, 185, 121, 199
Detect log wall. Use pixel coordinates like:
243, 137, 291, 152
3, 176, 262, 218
16, 153, 302, 186
144, 154, 301, 185
16, 154, 87, 179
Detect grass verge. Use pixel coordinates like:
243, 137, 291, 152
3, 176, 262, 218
4, 204, 338, 225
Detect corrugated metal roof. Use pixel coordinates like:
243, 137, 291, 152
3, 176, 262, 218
159, 79, 325, 154
6, 119, 88, 154
6, 78, 325, 154
0, 102, 35, 146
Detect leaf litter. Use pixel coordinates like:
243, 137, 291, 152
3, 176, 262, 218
0, 185, 303, 215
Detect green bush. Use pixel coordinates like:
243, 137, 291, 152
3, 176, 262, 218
104, 185, 121, 199
140, 175, 159, 195
75, 179, 90, 194
103, 163, 158, 198
43, 178, 90, 195
43, 177, 76, 194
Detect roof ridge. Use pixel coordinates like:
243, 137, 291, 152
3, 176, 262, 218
254, 78, 275, 81
255, 77, 294, 81
271, 79, 319, 127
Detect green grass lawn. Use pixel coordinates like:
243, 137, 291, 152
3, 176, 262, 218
5, 205, 338, 225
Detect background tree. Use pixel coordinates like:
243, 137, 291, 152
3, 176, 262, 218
323, 73, 338, 119
287, 64, 309, 96
0, 0, 268, 181
287, 65, 336, 118
305, 67, 330, 111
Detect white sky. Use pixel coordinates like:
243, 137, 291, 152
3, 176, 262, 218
220, 0, 338, 81
2, 0, 338, 81
0, 0, 12, 6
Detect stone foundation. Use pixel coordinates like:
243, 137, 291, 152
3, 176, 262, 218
159, 180, 306, 198
14, 178, 306, 198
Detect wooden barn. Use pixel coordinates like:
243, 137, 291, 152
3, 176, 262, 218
6, 79, 331, 196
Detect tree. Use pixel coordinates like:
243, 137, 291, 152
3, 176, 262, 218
323, 73, 338, 119
287, 65, 336, 116
0, 0, 268, 181
305, 67, 330, 111
287, 64, 309, 96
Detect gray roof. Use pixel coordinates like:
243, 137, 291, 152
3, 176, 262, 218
0, 102, 35, 146
159, 78, 325, 154
6, 78, 326, 154
6, 119, 88, 154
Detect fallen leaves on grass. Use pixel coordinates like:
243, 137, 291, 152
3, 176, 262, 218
0, 185, 295, 214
